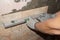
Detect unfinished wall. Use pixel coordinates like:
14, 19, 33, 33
0, 0, 48, 15
0, 0, 48, 40
0, 6, 48, 40
0, 0, 60, 15
0, 0, 60, 40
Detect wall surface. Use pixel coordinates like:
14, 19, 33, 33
0, 0, 60, 40
0, 0, 48, 15
0, 6, 48, 40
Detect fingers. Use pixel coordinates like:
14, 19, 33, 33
42, 28, 60, 35
56, 11, 60, 17
37, 22, 60, 35
44, 18, 60, 30
51, 29, 60, 35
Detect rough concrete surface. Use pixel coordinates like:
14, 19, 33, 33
0, 6, 48, 40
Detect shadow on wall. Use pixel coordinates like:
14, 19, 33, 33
7, 0, 48, 15
12, 0, 60, 13
12, 0, 48, 12
21, 0, 48, 11
47, 0, 60, 13
3, 0, 60, 14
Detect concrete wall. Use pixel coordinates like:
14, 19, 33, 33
0, 6, 48, 40
0, 0, 48, 15
0, 0, 60, 15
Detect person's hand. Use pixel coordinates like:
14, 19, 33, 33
35, 11, 60, 35
46, 11, 60, 30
